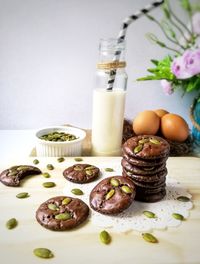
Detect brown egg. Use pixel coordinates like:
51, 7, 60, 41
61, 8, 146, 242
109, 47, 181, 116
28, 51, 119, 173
161, 113, 189, 142
154, 109, 169, 118
133, 110, 160, 135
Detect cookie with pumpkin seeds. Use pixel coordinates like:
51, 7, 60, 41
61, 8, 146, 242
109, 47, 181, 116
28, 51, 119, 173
63, 164, 100, 184
89, 176, 136, 215
36, 196, 89, 231
123, 135, 170, 160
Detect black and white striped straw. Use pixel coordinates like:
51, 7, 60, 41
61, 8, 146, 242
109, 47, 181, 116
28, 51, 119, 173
107, 0, 164, 90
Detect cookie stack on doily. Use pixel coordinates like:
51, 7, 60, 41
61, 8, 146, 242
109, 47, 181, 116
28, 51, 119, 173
122, 135, 170, 202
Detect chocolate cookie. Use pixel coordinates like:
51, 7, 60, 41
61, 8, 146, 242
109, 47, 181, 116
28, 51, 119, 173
36, 196, 89, 231
121, 158, 166, 175
63, 164, 100, 184
0, 165, 41, 187
89, 176, 136, 215
123, 152, 167, 167
123, 135, 170, 160
135, 189, 166, 203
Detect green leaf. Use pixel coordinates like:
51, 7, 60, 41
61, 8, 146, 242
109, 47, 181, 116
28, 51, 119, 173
150, 59, 159, 66
180, 0, 192, 13
186, 77, 200, 92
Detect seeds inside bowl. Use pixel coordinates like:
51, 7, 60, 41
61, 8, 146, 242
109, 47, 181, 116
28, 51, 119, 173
39, 131, 78, 142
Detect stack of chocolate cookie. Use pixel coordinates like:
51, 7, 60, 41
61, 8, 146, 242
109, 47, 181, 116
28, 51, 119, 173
122, 135, 170, 203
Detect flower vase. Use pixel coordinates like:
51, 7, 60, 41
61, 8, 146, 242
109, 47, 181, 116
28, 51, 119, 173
190, 95, 200, 152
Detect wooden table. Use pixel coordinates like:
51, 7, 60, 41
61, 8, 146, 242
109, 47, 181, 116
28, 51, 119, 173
0, 156, 200, 264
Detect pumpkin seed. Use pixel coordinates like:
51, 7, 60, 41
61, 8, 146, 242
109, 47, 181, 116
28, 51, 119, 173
43, 182, 56, 188
149, 138, 160, 145
177, 196, 190, 202
39, 131, 77, 142
71, 188, 83, 195
62, 197, 72, 205
42, 172, 51, 178
85, 166, 95, 170
172, 213, 184, 221
139, 138, 149, 144
33, 248, 54, 259
33, 159, 39, 165
8, 170, 18, 177
143, 210, 157, 218
105, 189, 115, 200
142, 233, 158, 243
85, 170, 93, 176
16, 192, 29, 199
6, 218, 17, 229
46, 164, 54, 170
105, 168, 114, 172
48, 203, 58, 211
99, 230, 111, 245
57, 157, 65, 163
55, 213, 71, 220
74, 165, 83, 171
121, 185, 133, 194
17, 166, 29, 171
134, 144, 143, 154
74, 157, 83, 162
110, 178, 119, 187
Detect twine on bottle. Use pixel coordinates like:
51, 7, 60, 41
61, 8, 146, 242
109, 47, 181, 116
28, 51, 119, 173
97, 61, 126, 70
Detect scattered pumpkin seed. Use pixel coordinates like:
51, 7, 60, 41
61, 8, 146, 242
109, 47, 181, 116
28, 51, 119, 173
172, 213, 184, 221
57, 157, 65, 163
105, 189, 115, 200
142, 233, 158, 243
16, 192, 29, 199
33, 248, 54, 259
42, 172, 51, 178
6, 218, 18, 229
46, 164, 54, 170
74, 157, 83, 162
105, 168, 114, 172
48, 203, 58, 211
121, 185, 133, 194
149, 138, 160, 145
55, 212, 71, 220
43, 182, 56, 188
110, 178, 119, 187
177, 196, 190, 202
143, 210, 157, 218
71, 188, 83, 195
99, 230, 111, 245
134, 144, 143, 154
62, 197, 72, 205
33, 159, 39, 165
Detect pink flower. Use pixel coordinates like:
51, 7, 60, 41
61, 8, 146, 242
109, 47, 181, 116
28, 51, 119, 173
171, 49, 200, 79
192, 12, 200, 35
161, 80, 173, 95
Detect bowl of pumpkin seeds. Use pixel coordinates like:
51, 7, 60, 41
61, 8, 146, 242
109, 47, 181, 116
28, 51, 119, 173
35, 126, 86, 157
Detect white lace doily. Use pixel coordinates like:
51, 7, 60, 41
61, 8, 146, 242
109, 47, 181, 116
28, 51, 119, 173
63, 163, 193, 232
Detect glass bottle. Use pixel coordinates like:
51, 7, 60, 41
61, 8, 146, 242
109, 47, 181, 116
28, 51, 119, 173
91, 38, 128, 156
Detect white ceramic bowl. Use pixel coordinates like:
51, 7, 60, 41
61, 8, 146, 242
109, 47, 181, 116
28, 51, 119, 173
35, 126, 86, 157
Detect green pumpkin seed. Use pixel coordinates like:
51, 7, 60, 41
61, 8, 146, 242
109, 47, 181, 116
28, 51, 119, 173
16, 192, 29, 199
172, 213, 184, 221
42, 172, 51, 178
55, 212, 71, 220
85, 166, 95, 170
6, 218, 17, 229
143, 211, 157, 218
33, 248, 54, 259
149, 138, 160, 145
48, 203, 58, 211
57, 157, 65, 163
85, 170, 93, 176
177, 196, 190, 202
134, 144, 143, 154
110, 178, 119, 187
46, 164, 54, 170
99, 230, 111, 245
17, 166, 29, 171
139, 138, 149, 144
105, 189, 115, 200
43, 182, 56, 188
8, 170, 18, 177
62, 197, 72, 205
71, 188, 83, 195
105, 168, 114, 172
121, 185, 133, 194
74, 165, 83, 171
74, 157, 83, 162
33, 159, 39, 165
142, 233, 158, 243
